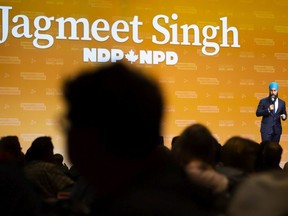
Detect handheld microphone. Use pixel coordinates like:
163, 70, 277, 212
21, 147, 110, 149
271, 95, 276, 104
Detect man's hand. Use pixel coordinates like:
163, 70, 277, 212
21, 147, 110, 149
269, 104, 275, 112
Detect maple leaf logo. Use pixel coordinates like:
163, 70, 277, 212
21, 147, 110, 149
125, 49, 138, 64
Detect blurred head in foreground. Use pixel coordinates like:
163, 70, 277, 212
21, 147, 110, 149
62, 62, 164, 188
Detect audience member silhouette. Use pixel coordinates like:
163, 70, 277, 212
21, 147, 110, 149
53, 152, 65, 165
171, 123, 229, 214
24, 136, 74, 201
52, 153, 70, 175
171, 135, 180, 149
255, 141, 283, 172
172, 123, 219, 167
61, 62, 216, 216
215, 136, 260, 198
227, 170, 288, 216
0, 135, 25, 166
0, 135, 41, 216
220, 136, 260, 174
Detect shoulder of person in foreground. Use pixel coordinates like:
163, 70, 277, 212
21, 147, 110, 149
227, 171, 288, 216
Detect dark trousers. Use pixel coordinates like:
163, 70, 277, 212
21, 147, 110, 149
261, 132, 281, 144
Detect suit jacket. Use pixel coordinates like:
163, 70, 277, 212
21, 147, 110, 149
256, 97, 287, 134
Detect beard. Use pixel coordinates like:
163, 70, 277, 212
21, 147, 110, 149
269, 92, 278, 98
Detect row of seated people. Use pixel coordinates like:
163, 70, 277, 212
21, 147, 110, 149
0, 129, 287, 216
1, 62, 288, 216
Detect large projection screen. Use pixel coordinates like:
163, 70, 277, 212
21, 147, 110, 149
1, 0, 288, 165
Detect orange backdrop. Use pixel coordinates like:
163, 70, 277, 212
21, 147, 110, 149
0, 0, 288, 165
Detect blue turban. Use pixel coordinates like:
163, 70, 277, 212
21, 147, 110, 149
269, 82, 279, 90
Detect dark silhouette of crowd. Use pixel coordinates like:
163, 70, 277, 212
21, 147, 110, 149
1, 62, 288, 216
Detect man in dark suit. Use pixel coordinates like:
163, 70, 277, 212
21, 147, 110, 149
256, 82, 287, 143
